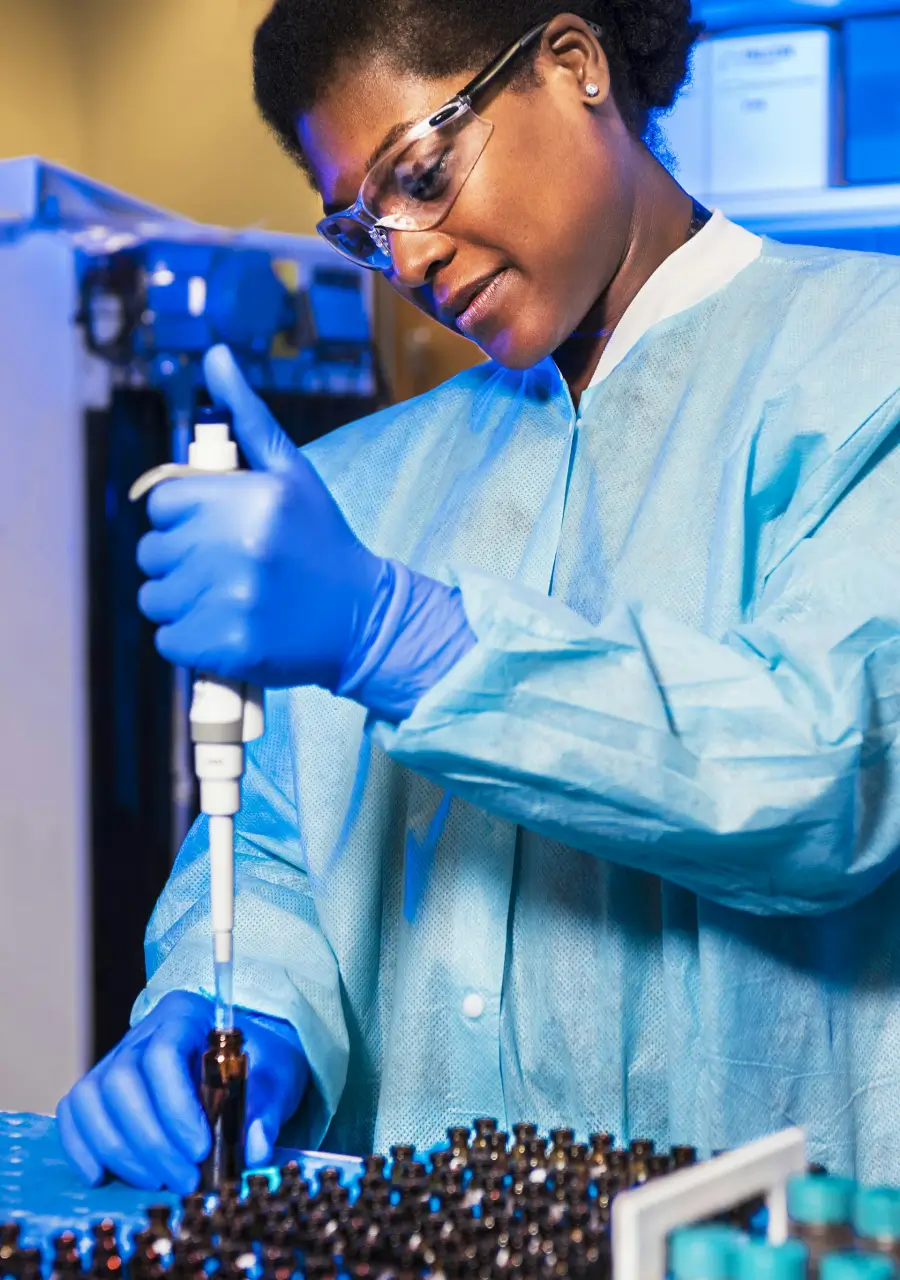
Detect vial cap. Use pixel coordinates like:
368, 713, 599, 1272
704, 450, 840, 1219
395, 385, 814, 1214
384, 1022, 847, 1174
787, 1175, 855, 1226
854, 1187, 900, 1242
820, 1253, 897, 1280
550, 1129, 574, 1146
673, 1145, 698, 1168
630, 1138, 655, 1156
669, 1226, 743, 1280
474, 1118, 497, 1134
735, 1240, 809, 1280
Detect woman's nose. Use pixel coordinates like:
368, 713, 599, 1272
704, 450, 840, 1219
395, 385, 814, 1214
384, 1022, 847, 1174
388, 226, 455, 291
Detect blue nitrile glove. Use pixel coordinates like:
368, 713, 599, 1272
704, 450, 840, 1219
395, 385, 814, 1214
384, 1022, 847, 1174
136, 345, 474, 722
56, 991, 308, 1193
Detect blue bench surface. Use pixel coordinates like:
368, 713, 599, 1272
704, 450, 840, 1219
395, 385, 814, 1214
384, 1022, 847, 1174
0, 1111, 363, 1253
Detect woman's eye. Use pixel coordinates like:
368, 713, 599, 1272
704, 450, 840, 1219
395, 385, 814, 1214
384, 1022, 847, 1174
397, 150, 452, 201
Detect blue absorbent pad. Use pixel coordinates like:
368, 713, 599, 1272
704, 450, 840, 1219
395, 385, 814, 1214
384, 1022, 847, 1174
0, 1111, 363, 1254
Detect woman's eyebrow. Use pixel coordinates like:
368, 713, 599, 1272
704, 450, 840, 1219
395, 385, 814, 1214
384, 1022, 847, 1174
366, 118, 419, 170
321, 117, 418, 216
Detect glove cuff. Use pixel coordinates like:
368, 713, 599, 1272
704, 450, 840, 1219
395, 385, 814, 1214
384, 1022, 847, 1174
337, 559, 411, 698
337, 560, 476, 724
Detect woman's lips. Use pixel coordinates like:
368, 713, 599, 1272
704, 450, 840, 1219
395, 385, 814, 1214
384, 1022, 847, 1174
455, 269, 511, 334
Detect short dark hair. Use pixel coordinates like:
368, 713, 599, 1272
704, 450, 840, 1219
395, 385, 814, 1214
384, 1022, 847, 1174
253, 1, 700, 179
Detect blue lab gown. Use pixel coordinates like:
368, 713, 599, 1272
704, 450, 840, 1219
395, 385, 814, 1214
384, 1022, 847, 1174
134, 238, 900, 1179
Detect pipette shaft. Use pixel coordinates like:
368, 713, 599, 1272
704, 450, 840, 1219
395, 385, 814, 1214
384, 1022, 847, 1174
209, 813, 235, 1031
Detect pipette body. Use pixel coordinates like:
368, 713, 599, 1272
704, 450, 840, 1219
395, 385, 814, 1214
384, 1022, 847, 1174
187, 407, 265, 1031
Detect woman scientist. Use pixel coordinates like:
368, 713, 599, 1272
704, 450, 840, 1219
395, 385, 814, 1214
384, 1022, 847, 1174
59, 0, 900, 1191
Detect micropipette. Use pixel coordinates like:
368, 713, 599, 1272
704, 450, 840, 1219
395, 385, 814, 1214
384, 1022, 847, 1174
130, 406, 265, 1031
186, 407, 264, 1031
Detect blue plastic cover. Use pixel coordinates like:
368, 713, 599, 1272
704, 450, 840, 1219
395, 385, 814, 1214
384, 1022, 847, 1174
845, 15, 900, 186
0, 158, 186, 252
693, 0, 900, 29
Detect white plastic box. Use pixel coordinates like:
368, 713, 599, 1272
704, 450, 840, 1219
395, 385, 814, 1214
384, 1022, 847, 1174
708, 27, 836, 195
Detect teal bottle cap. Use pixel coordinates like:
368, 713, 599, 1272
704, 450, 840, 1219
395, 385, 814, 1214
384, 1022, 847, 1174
854, 1187, 900, 1242
735, 1239, 809, 1280
820, 1253, 897, 1280
787, 1175, 856, 1226
670, 1226, 743, 1280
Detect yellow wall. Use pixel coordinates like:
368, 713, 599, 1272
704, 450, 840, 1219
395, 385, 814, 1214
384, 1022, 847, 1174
74, 0, 321, 235
0, 0, 317, 231
0, 0, 481, 396
0, 0, 86, 171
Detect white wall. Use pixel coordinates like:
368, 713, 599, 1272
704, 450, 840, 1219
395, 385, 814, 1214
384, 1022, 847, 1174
0, 233, 91, 1111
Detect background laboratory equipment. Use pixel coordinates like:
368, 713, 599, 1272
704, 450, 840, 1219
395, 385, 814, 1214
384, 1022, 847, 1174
659, 0, 900, 257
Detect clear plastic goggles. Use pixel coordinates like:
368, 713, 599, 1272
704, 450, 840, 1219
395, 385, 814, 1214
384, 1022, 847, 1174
316, 98, 494, 271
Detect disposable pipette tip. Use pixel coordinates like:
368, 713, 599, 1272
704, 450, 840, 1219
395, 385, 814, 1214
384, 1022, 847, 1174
214, 956, 235, 1031
209, 812, 235, 1031
213, 935, 235, 1030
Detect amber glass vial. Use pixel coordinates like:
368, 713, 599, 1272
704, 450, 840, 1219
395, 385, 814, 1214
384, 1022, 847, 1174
200, 1028, 248, 1191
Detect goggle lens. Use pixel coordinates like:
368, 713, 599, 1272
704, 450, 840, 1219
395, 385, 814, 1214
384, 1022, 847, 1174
316, 104, 493, 271
318, 216, 392, 270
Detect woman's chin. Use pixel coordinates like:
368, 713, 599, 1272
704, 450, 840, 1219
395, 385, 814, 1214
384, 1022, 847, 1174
477, 319, 560, 371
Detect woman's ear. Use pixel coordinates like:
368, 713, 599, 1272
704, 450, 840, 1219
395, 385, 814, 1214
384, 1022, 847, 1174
539, 12, 612, 107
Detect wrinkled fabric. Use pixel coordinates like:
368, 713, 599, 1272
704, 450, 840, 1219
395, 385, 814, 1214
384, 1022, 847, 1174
135, 239, 900, 1181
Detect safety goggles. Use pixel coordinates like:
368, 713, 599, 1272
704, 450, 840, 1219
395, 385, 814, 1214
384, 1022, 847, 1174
317, 20, 595, 271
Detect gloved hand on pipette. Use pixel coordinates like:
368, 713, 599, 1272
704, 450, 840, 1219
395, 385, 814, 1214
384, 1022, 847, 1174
57, 991, 308, 1192
136, 345, 475, 724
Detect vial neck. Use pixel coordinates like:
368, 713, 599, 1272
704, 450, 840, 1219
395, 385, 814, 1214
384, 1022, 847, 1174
208, 1029, 244, 1056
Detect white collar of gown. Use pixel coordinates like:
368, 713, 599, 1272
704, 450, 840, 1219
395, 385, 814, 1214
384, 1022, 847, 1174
586, 209, 763, 391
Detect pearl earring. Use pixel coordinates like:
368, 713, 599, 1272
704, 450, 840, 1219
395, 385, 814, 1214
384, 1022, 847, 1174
585, 82, 600, 98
